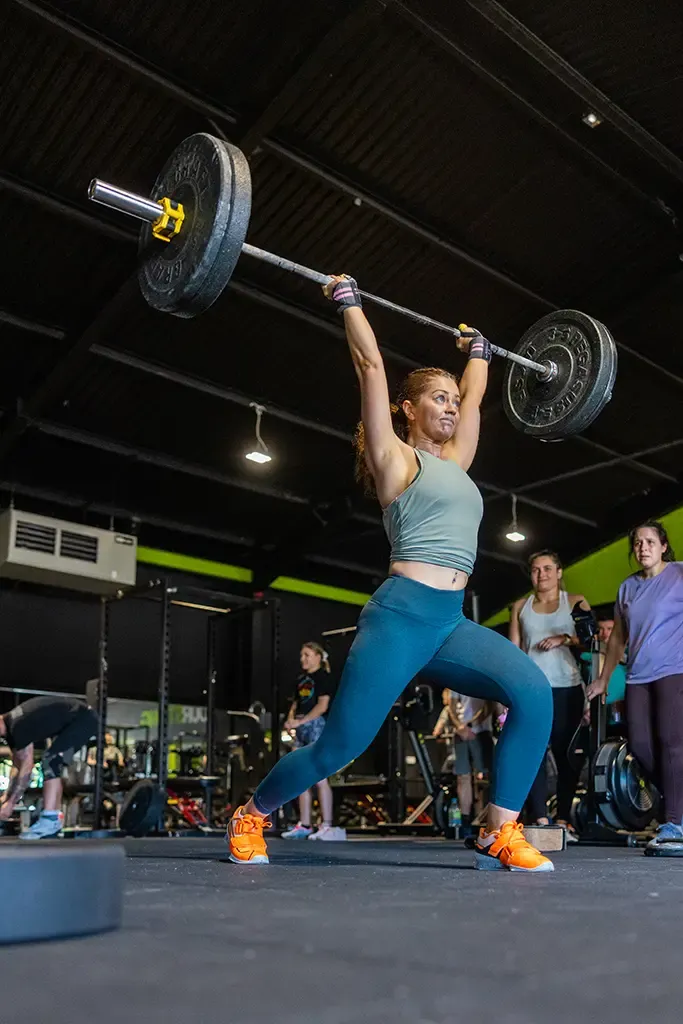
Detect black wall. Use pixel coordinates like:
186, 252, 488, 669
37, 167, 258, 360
0, 585, 100, 695
274, 590, 360, 707
0, 567, 363, 714
0, 576, 214, 704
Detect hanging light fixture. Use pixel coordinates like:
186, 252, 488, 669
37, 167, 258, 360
245, 402, 272, 464
505, 494, 526, 543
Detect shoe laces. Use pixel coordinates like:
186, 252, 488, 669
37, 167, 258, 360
657, 822, 683, 839
236, 812, 271, 834
497, 821, 530, 850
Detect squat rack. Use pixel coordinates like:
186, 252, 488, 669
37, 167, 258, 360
93, 578, 280, 829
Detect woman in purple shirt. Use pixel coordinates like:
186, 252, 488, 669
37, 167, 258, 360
587, 520, 683, 849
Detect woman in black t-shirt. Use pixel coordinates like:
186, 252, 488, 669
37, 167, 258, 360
282, 642, 343, 841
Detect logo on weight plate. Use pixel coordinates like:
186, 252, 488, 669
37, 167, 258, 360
529, 369, 589, 422
519, 326, 593, 421
169, 151, 212, 202
148, 258, 186, 285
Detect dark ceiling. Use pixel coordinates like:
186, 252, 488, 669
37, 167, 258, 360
1, 0, 682, 617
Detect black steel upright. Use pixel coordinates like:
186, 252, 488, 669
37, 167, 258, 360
395, 708, 406, 822
387, 710, 396, 820
589, 635, 607, 759
93, 596, 109, 829
269, 599, 281, 769
387, 704, 406, 824
205, 615, 217, 776
157, 582, 172, 794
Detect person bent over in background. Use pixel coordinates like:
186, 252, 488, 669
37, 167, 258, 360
0, 695, 97, 839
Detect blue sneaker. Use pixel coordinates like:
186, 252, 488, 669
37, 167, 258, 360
281, 822, 313, 839
19, 812, 63, 840
646, 822, 683, 850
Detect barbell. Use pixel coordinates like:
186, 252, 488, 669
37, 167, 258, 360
88, 132, 618, 441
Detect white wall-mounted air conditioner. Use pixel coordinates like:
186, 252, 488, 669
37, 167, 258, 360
0, 509, 137, 595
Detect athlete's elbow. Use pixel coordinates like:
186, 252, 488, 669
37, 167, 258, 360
353, 352, 384, 376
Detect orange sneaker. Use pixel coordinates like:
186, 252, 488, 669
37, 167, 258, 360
475, 821, 554, 872
227, 806, 271, 865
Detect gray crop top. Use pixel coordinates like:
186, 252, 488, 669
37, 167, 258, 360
382, 449, 484, 576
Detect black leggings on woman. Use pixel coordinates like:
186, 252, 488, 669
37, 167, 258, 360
527, 685, 584, 823
627, 675, 683, 824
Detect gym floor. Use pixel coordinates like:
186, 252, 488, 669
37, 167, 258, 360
2, 837, 682, 1023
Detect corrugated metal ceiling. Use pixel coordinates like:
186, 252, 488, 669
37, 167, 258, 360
0, 0, 681, 615
506, 0, 683, 155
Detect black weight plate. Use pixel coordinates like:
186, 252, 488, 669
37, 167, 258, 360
502, 310, 618, 440
592, 739, 659, 831
433, 788, 446, 833
611, 741, 659, 831
120, 779, 166, 837
571, 793, 589, 835
0, 841, 123, 944
139, 133, 252, 318
592, 739, 622, 829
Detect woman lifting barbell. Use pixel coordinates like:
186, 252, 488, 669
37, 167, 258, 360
228, 276, 554, 872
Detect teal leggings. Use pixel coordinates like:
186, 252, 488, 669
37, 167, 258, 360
253, 576, 552, 814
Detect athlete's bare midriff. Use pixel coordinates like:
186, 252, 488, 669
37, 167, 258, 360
389, 560, 469, 591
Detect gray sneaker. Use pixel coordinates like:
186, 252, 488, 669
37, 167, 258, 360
308, 825, 347, 841
19, 813, 64, 840
646, 822, 683, 850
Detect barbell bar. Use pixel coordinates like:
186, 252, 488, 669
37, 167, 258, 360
85, 133, 618, 440
88, 177, 553, 380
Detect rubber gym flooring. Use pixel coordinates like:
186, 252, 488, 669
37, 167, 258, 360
2, 836, 681, 1024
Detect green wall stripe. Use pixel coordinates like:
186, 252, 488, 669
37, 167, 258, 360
136, 547, 371, 607
140, 503, 683, 621
483, 503, 683, 628
137, 547, 252, 582
270, 575, 370, 607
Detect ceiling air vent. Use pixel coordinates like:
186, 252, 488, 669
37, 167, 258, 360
15, 519, 57, 555
60, 530, 99, 563
0, 509, 137, 594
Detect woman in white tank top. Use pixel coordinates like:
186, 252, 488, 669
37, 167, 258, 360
510, 550, 592, 836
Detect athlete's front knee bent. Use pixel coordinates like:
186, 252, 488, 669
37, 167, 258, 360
506, 668, 553, 731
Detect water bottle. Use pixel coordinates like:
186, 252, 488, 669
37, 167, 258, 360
448, 798, 461, 829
